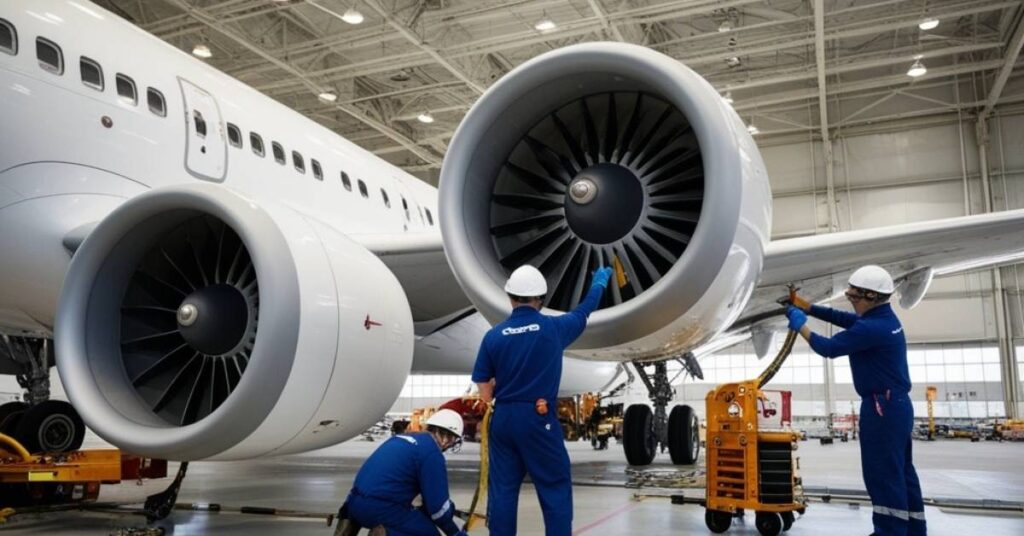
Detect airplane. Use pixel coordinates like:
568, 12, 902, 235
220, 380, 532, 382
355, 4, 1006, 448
2, 0, 1023, 473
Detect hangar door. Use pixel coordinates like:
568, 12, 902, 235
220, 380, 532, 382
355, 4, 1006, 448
179, 78, 227, 182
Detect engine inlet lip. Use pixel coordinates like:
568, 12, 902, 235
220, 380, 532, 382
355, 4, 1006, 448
54, 184, 301, 460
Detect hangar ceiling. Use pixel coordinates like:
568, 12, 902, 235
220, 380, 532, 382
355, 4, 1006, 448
92, 0, 1024, 178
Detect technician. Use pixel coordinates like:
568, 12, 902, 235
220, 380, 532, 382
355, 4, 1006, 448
786, 265, 926, 536
341, 409, 469, 536
472, 264, 613, 536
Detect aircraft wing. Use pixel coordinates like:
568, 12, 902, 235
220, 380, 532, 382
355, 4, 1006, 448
732, 208, 1024, 335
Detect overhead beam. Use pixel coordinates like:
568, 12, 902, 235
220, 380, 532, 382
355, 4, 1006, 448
813, 0, 838, 233
160, 0, 441, 166
587, 0, 626, 42
981, 6, 1024, 120
359, 0, 487, 94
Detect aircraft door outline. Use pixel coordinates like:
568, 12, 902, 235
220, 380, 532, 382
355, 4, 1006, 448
178, 77, 228, 182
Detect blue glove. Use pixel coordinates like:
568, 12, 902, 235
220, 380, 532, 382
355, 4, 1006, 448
786, 306, 807, 331
591, 267, 613, 289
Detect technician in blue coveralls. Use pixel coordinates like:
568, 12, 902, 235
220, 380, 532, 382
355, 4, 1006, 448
472, 264, 613, 536
786, 265, 926, 536
342, 409, 469, 536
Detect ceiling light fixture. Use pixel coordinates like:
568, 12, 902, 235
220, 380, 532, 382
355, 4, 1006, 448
918, 18, 939, 30
318, 92, 337, 103
747, 124, 759, 135
535, 16, 557, 32
718, 20, 733, 32
341, 8, 364, 24
726, 56, 741, 67
191, 44, 212, 59
723, 91, 734, 105
907, 59, 927, 77
417, 112, 435, 124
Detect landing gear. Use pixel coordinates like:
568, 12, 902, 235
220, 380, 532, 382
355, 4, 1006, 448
0, 336, 86, 453
622, 358, 702, 466
15, 400, 85, 453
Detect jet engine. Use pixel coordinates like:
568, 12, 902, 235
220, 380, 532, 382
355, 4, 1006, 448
55, 184, 413, 460
439, 43, 772, 361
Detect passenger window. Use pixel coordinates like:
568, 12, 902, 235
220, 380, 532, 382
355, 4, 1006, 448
381, 189, 391, 208
250, 133, 265, 157
292, 151, 305, 174
147, 88, 166, 117
226, 123, 242, 148
36, 37, 63, 75
311, 159, 323, 181
425, 208, 434, 226
341, 172, 352, 191
357, 180, 368, 199
401, 197, 409, 220
0, 18, 16, 55
192, 110, 207, 138
272, 142, 285, 165
79, 57, 102, 90
116, 74, 137, 105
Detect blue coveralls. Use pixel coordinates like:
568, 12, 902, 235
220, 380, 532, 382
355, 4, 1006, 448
344, 432, 461, 536
471, 285, 604, 536
807, 303, 926, 536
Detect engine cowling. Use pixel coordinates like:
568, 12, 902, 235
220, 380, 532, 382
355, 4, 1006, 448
439, 43, 771, 361
55, 183, 413, 460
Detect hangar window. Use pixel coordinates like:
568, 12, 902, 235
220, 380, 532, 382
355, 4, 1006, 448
381, 189, 391, 208
250, 133, 265, 157
292, 151, 305, 174
0, 18, 17, 55
340, 172, 352, 191
357, 179, 368, 199
272, 142, 285, 165
79, 57, 103, 90
425, 208, 434, 226
226, 123, 242, 148
36, 37, 63, 75
147, 88, 166, 117
311, 159, 323, 181
115, 74, 137, 105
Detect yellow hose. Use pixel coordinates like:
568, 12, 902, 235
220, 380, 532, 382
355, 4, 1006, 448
463, 405, 492, 531
0, 433, 32, 461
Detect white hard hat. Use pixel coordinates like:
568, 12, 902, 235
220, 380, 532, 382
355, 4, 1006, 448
504, 265, 547, 297
849, 265, 895, 294
425, 409, 464, 438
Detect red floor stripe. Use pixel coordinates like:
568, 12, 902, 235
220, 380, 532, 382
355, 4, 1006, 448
572, 501, 641, 535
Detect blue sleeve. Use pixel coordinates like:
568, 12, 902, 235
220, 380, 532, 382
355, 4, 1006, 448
808, 320, 876, 358
418, 450, 460, 536
470, 334, 493, 383
552, 285, 605, 347
808, 304, 859, 329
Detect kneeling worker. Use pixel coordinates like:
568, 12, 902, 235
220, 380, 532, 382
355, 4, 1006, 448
472, 264, 613, 535
342, 409, 469, 536
786, 265, 926, 536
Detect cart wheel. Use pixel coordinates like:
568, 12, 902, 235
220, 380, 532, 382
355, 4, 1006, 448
755, 512, 783, 536
705, 509, 732, 533
780, 511, 795, 531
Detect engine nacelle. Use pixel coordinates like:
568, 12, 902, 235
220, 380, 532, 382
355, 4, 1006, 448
55, 184, 413, 460
439, 43, 771, 361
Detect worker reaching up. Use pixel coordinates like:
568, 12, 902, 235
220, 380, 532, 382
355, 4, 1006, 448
340, 409, 469, 536
786, 265, 926, 536
472, 264, 613, 536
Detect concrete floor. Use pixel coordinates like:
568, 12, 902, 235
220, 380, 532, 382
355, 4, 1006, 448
3, 438, 1022, 535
